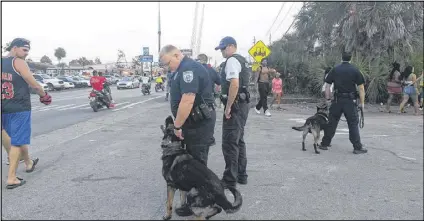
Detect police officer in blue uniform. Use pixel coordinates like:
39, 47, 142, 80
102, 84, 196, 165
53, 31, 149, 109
321, 51, 368, 154
159, 44, 216, 215
196, 53, 221, 108
215, 36, 251, 188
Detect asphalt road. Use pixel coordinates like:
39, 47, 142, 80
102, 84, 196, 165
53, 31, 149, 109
29, 85, 166, 136
1, 90, 423, 220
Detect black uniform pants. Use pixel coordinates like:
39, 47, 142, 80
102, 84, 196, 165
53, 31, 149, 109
182, 110, 216, 166
222, 102, 250, 187
256, 82, 269, 112
321, 97, 363, 149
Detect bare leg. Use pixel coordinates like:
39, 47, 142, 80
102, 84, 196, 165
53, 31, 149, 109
2, 129, 24, 162
6, 146, 21, 185
399, 94, 409, 113
386, 93, 394, 112
276, 92, 282, 109
2, 129, 11, 155
20, 145, 34, 170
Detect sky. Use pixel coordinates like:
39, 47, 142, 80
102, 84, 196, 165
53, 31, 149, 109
1, 2, 303, 66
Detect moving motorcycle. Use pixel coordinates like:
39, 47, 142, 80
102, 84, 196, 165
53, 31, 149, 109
88, 90, 111, 112
155, 82, 165, 92
141, 83, 151, 95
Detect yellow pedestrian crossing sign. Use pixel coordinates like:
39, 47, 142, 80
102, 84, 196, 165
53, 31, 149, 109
248, 40, 271, 63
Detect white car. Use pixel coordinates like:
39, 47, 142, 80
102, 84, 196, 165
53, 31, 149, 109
30, 81, 50, 94
117, 77, 140, 89
63, 81, 75, 89
33, 74, 65, 91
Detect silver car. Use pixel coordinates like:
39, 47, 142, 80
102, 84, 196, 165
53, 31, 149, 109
117, 77, 140, 89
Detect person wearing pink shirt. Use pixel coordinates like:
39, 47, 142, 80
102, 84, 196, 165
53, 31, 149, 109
270, 72, 283, 110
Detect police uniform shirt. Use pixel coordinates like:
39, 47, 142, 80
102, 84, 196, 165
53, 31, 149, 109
170, 56, 214, 117
225, 57, 242, 82
325, 62, 365, 93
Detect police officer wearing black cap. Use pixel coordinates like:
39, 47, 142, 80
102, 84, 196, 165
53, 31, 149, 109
320, 51, 368, 154
215, 36, 251, 188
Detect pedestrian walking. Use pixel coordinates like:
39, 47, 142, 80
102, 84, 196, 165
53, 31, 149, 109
2, 38, 52, 189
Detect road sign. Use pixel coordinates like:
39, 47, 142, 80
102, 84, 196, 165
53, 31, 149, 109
140, 55, 153, 63
143, 47, 149, 56
252, 62, 261, 72
248, 40, 271, 63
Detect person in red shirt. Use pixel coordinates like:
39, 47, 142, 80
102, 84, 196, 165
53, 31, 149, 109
90, 71, 114, 107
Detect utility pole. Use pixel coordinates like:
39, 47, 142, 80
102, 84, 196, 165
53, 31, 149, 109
158, 2, 162, 53
190, 2, 199, 58
195, 4, 205, 57
253, 36, 256, 45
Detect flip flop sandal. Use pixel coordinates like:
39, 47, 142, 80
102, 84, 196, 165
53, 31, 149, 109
25, 158, 39, 173
6, 179, 26, 189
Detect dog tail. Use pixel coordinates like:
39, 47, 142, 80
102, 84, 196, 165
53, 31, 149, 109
292, 124, 306, 131
216, 186, 243, 214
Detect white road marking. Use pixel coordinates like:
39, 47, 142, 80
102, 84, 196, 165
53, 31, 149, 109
81, 101, 129, 110
335, 132, 349, 135
32, 105, 60, 112
398, 156, 416, 161
337, 128, 349, 132
57, 104, 89, 111
112, 96, 163, 112
288, 118, 306, 123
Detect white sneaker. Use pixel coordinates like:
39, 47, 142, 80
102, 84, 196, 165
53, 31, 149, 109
255, 108, 261, 114
265, 110, 271, 116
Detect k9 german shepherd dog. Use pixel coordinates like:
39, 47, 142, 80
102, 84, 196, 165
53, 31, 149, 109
291, 103, 329, 154
160, 116, 242, 220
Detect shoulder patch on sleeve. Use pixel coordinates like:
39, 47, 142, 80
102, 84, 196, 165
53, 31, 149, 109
183, 71, 194, 83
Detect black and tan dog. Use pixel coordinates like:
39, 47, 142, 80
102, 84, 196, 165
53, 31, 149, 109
291, 103, 329, 154
160, 116, 242, 220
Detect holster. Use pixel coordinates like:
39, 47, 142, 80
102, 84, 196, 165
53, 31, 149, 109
188, 103, 214, 124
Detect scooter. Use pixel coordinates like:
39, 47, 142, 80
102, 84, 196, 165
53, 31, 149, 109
155, 82, 165, 92
88, 90, 111, 112
141, 83, 151, 95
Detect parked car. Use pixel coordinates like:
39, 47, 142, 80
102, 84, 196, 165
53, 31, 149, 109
30, 80, 50, 94
74, 76, 91, 87
33, 74, 65, 91
104, 75, 119, 84
57, 76, 86, 88
117, 77, 140, 89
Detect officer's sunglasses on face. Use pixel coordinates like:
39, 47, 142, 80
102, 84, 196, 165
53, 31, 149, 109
161, 54, 178, 68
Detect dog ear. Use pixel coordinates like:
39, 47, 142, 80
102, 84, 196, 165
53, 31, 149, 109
165, 115, 174, 127
160, 125, 166, 134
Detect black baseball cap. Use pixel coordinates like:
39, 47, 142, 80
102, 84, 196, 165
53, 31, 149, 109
5, 38, 31, 51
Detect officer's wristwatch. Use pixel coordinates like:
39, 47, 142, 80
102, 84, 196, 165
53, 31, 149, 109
174, 126, 181, 130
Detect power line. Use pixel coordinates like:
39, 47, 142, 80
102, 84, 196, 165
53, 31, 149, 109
282, 3, 306, 37
265, 3, 285, 37
271, 2, 295, 37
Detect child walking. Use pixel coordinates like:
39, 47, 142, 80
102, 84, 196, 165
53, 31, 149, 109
270, 72, 283, 110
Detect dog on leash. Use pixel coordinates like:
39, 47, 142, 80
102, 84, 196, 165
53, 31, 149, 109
160, 116, 243, 220
291, 103, 329, 154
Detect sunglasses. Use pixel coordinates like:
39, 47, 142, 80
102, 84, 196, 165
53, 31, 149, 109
22, 48, 29, 52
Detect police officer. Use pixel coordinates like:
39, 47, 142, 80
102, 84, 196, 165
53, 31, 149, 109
320, 51, 368, 154
159, 44, 216, 164
215, 36, 250, 188
196, 53, 221, 106
159, 44, 216, 215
